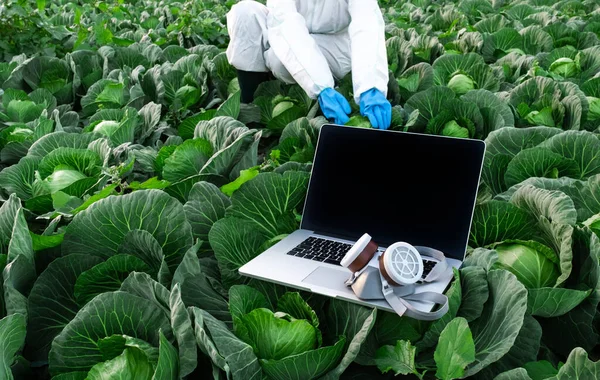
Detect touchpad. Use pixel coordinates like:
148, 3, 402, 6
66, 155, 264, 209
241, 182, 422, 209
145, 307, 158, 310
302, 266, 353, 290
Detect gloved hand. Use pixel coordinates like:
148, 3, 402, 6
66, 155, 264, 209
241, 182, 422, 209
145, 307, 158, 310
359, 88, 392, 130
318, 88, 351, 125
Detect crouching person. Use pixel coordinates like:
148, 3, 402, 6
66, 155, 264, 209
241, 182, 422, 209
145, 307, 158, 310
225, 0, 392, 129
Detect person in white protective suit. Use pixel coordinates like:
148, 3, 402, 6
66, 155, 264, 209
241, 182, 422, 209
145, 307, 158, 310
226, 0, 392, 129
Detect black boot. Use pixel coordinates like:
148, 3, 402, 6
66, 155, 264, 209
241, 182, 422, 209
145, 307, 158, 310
237, 69, 272, 103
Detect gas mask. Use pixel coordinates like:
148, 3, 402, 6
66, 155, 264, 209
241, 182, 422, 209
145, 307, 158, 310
341, 233, 450, 320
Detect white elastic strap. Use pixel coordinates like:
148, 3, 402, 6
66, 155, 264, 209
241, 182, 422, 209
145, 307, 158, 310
414, 246, 449, 283
381, 274, 449, 321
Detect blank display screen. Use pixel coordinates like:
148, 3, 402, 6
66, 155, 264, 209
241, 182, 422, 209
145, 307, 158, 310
301, 125, 486, 260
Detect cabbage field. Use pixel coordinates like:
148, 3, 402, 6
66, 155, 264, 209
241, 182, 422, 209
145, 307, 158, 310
1, 0, 600, 379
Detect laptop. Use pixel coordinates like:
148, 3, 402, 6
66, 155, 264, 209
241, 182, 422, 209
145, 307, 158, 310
239, 124, 486, 313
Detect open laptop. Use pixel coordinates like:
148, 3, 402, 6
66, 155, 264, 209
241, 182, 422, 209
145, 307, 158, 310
239, 124, 486, 313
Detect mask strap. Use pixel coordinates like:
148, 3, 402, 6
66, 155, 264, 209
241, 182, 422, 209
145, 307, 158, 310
380, 273, 449, 321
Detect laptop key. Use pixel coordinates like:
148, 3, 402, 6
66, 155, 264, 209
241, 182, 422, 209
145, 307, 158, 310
324, 258, 339, 265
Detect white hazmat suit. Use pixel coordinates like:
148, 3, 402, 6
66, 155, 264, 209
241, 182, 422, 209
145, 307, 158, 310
225, 0, 389, 104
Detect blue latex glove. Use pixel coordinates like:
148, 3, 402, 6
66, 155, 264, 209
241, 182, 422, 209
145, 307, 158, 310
318, 88, 351, 125
359, 88, 392, 130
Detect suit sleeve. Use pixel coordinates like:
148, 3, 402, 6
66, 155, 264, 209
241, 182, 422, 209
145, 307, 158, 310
348, 0, 389, 104
266, 0, 335, 99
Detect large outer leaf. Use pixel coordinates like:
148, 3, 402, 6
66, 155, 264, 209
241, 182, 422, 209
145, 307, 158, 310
482, 28, 523, 63
434, 317, 475, 380
539, 231, 600, 356
23, 56, 73, 104
508, 77, 582, 130
86, 347, 154, 380
209, 217, 268, 287
464, 270, 528, 377
469, 200, 537, 247
73, 255, 150, 306
177, 110, 217, 140
433, 53, 499, 92
228, 285, 270, 321
322, 301, 377, 380
153, 330, 179, 380
527, 287, 591, 317
1, 194, 36, 317
462, 90, 514, 129
482, 127, 563, 194
483, 153, 513, 195
561, 174, 600, 222
118, 230, 166, 279
396, 63, 434, 101
215, 91, 241, 119
495, 177, 580, 202
277, 292, 320, 331
184, 182, 231, 250
239, 308, 317, 360
404, 86, 455, 130
476, 315, 542, 379
504, 147, 580, 188
180, 272, 231, 325
37, 147, 102, 178
190, 307, 228, 376
193, 116, 249, 151
546, 347, 600, 379
0, 313, 26, 380
538, 130, 600, 179
484, 126, 563, 158
49, 291, 173, 376
118, 272, 194, 375
226, 171, 310, 238
458, 266, 489, 322
200, 129, 261, 182
171, 241, 202, 288
494, 368, 533, 380
374, 340, 418, 377
169, 284, 197, 377
199, 309, 262, 380
165, 173, 227, 203
521, 25, 554, 55
62, 190, 193, 271
260, 337, 346, 380
162, 139, 213, 182
510, 185, 577, 226
0, 255, 6, 318
27, 132, 100, 157
356, 311, 426, 366
0, 156, 40, 200
26, 254, 103, 362
536, 220, 574, 287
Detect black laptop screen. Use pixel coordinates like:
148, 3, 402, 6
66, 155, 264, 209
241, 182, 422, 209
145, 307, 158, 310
300, 125, 486, 260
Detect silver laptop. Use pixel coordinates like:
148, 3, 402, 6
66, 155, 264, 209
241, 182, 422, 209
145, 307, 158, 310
239, 124, 486, 313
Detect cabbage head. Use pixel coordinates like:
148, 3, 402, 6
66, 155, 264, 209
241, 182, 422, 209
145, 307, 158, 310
493, 241, 560, 288
524, 106, 555, 127
92, 120, 120, 137
549, 57, 580, 78
587, 97, 600, 121
442, 120, 469, 138
345, 115, 372, 128
447, 73, 475, 95
272, 101, 295, 118
237, 308, 318, 360
44, 166, 88, 193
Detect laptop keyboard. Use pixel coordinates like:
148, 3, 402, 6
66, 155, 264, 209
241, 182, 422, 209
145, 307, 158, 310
286, 237, 353, 265
287, 236, 437, 279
